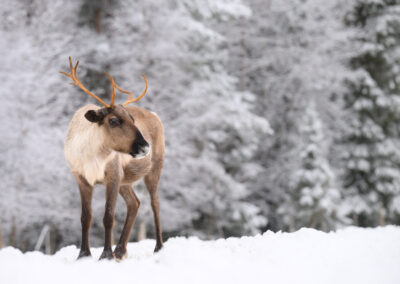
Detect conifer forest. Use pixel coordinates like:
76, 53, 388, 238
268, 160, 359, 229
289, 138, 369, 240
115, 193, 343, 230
1, 0, 400, 253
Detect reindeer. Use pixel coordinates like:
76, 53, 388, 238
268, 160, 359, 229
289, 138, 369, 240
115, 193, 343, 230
61, 57, 164, 260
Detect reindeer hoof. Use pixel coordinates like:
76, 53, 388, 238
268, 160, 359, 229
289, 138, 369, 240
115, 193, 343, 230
154, 243, 163, 253
77, 250, 92, 260
99, 250, 115, 260
114, 246, 127, 261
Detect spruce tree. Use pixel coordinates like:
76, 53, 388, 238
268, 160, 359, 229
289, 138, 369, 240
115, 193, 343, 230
343, 0, 400, 226
279, 104, 340, 231
110, 0, 273, 238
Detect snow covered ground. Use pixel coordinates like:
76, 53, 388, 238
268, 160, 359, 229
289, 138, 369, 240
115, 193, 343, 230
1, 226, 399, 284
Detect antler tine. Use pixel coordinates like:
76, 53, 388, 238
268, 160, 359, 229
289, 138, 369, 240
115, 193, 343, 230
122, 74, 149, 106
114, 82, 133, 100
105, 73, 117, 108
60, 57, 110, 108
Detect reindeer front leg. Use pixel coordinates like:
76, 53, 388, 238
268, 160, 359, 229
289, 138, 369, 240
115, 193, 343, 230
99, 161, 120, 260
74, 174, 94, 259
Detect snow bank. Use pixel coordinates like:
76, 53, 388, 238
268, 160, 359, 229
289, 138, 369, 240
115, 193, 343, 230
1, 226, 399, 284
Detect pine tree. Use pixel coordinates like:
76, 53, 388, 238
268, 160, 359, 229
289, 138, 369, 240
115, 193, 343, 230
343, 0, 400, 226
156, 0, 272, 237
102, 0, 273, 238
279, 103, 341, 231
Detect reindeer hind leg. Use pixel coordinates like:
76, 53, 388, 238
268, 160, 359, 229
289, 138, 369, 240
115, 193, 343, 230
144, 166, 163, 253
114, 184, 140, 260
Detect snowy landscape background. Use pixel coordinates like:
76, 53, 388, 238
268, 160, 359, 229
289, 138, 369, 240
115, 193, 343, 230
1, 0, 400, 258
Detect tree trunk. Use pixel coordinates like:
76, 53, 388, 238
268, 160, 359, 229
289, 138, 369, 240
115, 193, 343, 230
21, 239, 28, 252
9, 218, 17, 247
95, 6, 102, 34
239, 18, 247, 92
49, 225, 56, 254
352, 212, 358, 226
379, 204, 385, 226
0, 224, 3, 248
45, 227, 51, 254
137, 220, 147, 241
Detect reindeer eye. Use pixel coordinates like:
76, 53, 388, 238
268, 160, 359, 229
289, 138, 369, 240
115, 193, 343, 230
108, 117, 121, 128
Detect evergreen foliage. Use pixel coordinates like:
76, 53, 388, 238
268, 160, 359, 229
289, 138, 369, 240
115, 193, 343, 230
280, 104, 341, 231
343, 0, 400, 225
0, 0, 272, 250
2, 0, 400, 253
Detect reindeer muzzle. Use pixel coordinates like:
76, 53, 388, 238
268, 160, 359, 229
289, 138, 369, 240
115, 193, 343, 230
130, 131, 150, 159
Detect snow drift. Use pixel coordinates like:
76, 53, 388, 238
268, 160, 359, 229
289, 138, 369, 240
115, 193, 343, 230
0, 226, 399, 284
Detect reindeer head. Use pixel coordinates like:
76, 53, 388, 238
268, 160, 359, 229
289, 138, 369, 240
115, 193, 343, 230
61, 57, 150, 158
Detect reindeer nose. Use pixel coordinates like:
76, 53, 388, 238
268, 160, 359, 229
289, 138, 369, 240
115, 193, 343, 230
130, 143, 150, 159
139, 144, 150, 156
130, 131, 150, 158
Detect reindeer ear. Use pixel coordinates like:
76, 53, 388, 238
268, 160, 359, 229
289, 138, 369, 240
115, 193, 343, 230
85, 110, 102, 123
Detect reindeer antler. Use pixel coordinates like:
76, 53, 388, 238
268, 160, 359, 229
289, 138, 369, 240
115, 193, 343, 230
115, 74, 148, 106
60, 57, 110, 108
61, 57, 148, 108
105, 73, 117, 108
105, 73, 148, 107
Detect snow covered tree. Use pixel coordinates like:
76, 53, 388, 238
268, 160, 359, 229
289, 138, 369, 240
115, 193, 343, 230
343, 0, 400, 226
279, 103, 341, 231
134, 0, 273, 238
109, 0, 274, 236
0, 0, 273, 251
220, 0, 353, 230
